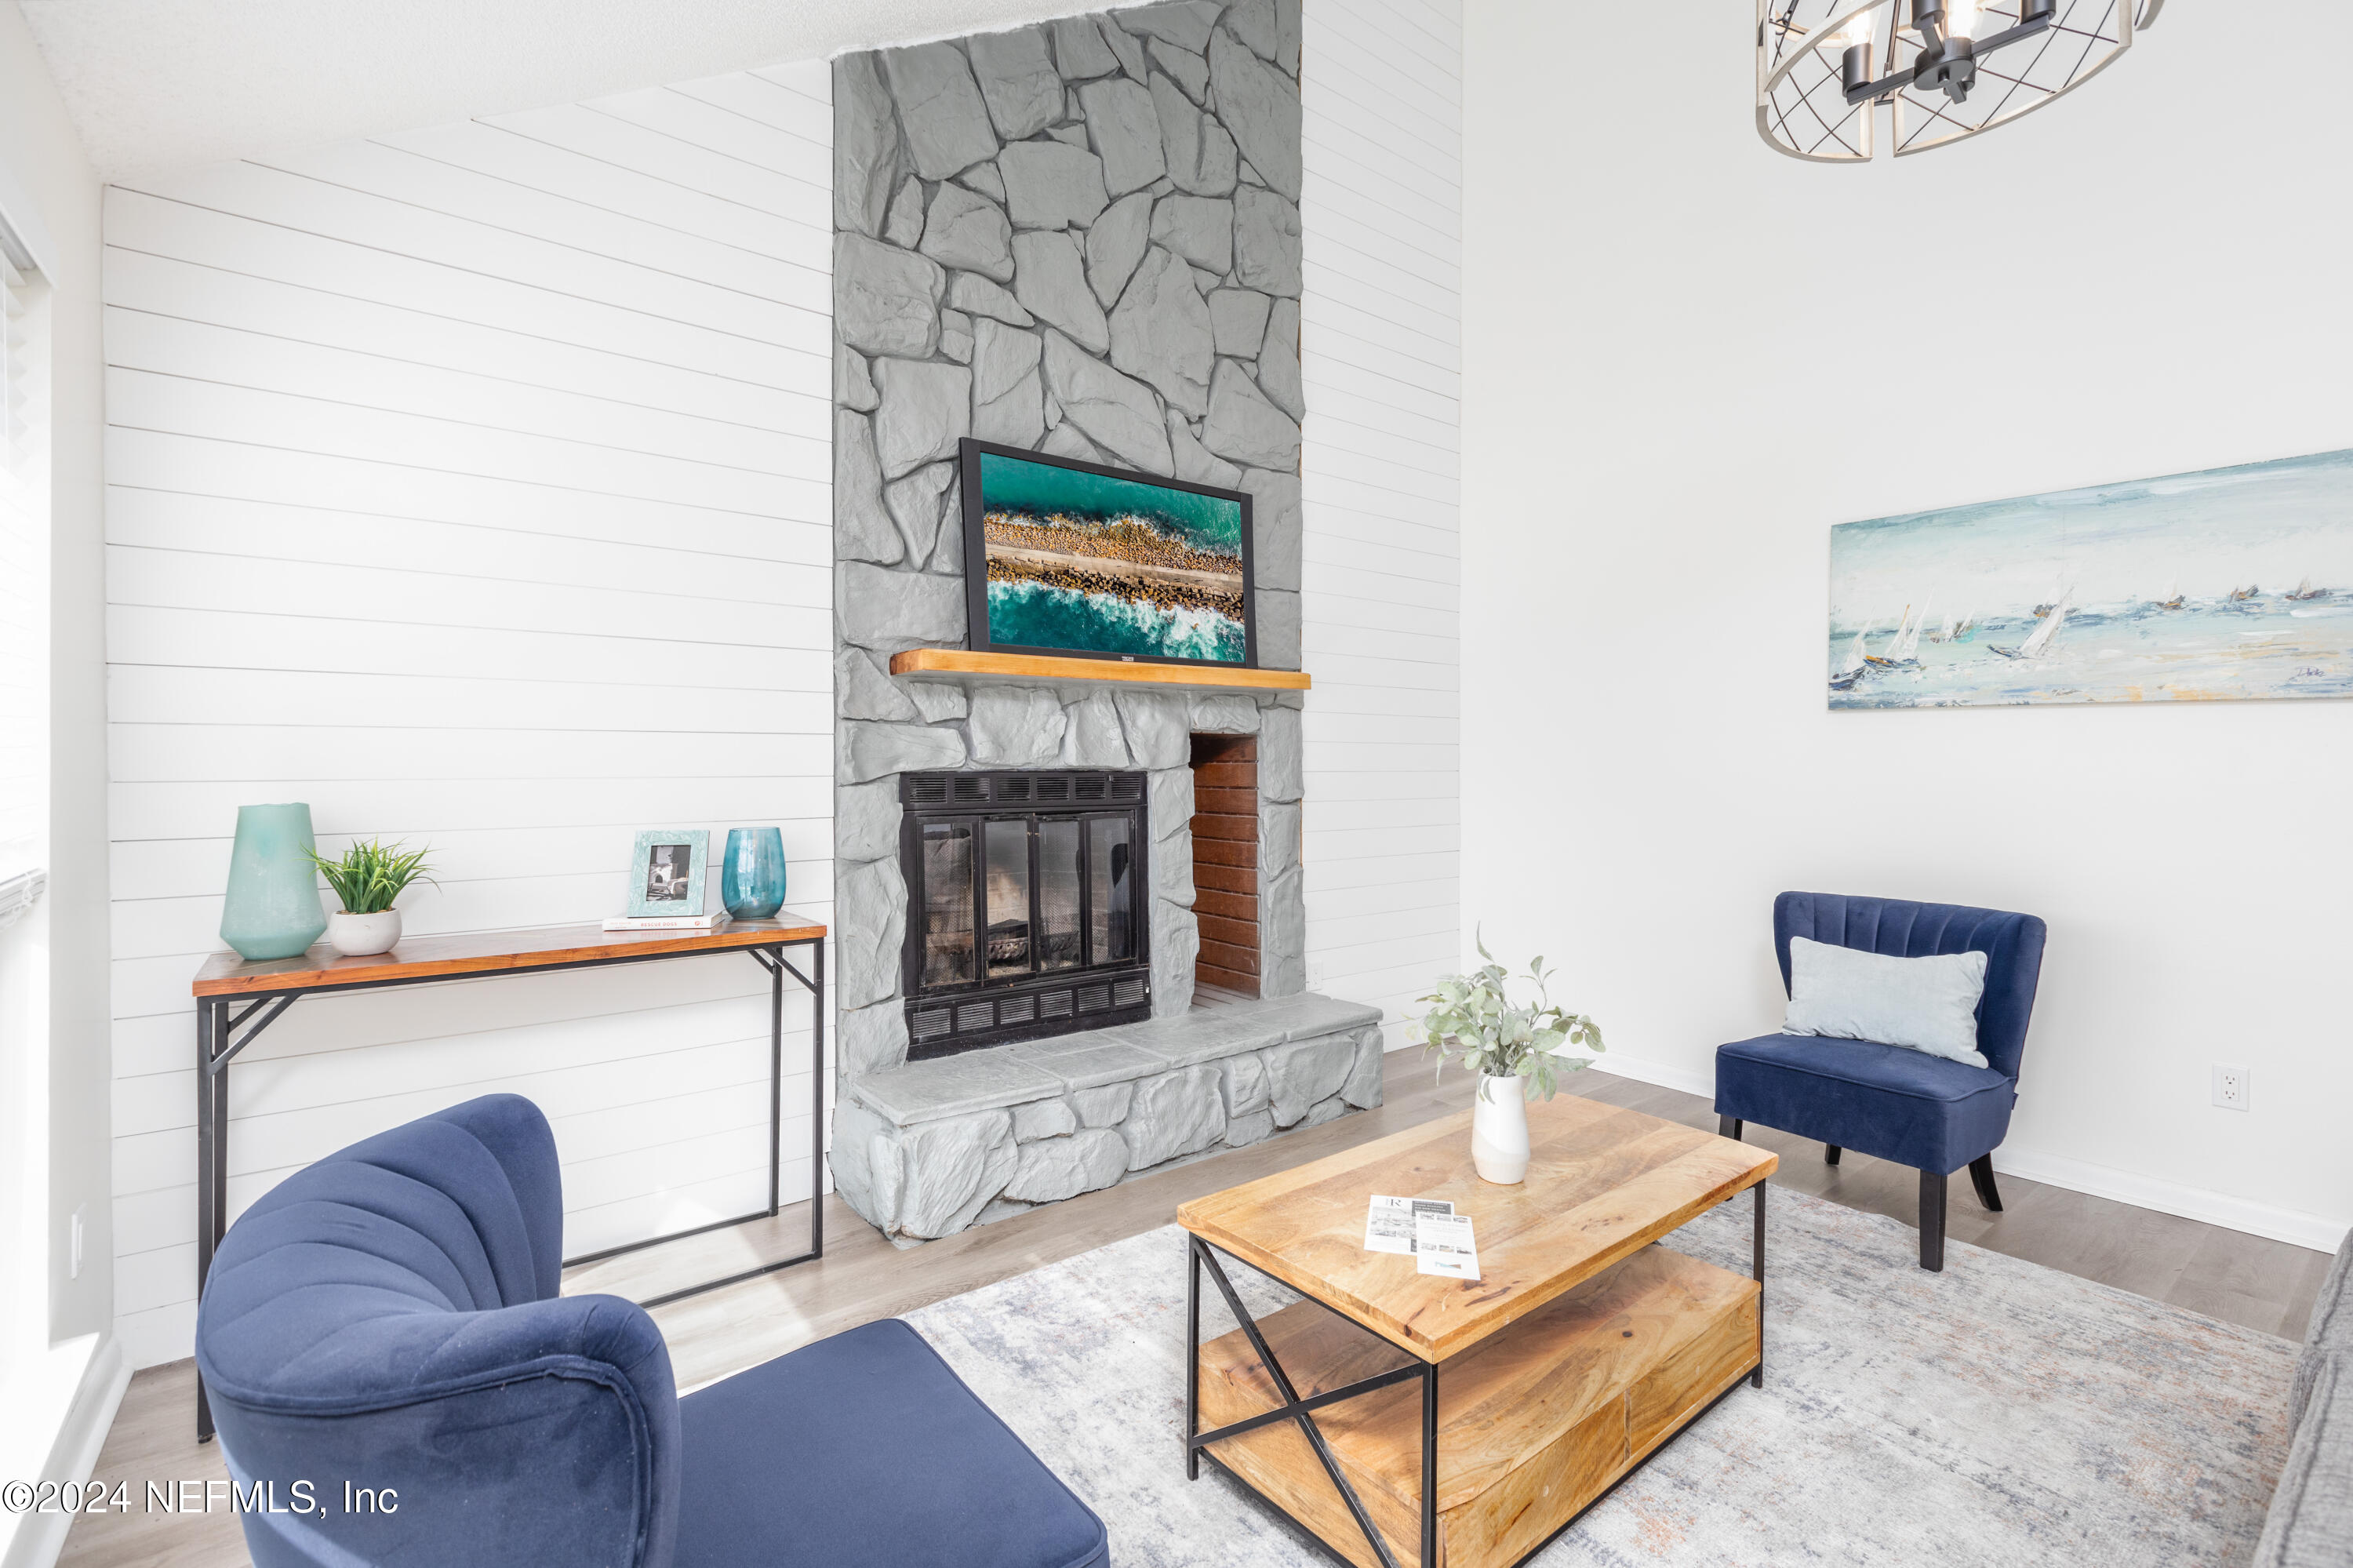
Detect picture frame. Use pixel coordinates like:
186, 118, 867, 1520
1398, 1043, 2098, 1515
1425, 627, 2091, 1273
958, 438, 1257, 669
626, 829, 709, 917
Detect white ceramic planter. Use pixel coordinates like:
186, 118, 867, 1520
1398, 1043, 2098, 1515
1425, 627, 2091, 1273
326, 908, 402, 957
1471, 1072, 1530, 1184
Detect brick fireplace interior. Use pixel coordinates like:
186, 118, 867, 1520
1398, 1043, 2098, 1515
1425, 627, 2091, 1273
1190, 734, 1261, 999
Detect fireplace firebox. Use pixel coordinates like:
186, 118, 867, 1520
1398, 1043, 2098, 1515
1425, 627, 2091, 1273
898, 770, 1152, 1060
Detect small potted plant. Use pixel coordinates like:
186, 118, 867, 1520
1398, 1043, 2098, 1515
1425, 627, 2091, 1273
307, 839, 436, 958
1414, 935, 1605, 1184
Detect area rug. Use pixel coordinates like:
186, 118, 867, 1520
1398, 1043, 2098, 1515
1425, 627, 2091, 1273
903, 1186, 2296, 1566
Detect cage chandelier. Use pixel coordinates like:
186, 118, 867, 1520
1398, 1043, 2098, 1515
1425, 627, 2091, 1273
1758, 0, 2162, 161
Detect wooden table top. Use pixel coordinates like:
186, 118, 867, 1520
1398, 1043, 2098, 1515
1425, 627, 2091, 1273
191, 914, 827, 997
1177, 1091, 1776, 1362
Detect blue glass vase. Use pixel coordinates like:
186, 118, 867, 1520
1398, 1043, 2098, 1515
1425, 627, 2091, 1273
721, 828, 787, 921
220, 803, 328, 961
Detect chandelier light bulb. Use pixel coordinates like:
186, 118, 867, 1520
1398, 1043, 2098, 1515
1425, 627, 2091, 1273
1827, 10, 1876, 48
1945, 0, 1980, 38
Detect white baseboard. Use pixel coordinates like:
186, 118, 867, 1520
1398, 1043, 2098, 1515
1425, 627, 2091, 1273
1587, 1057, 2349, 1257
0, 1334, 130, 1568
1988, 1148, 2348, 1256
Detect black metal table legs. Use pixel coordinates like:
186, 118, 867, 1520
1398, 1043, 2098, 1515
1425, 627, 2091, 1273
194, 937, 824, 1441
1184, 1236, 1436, 1568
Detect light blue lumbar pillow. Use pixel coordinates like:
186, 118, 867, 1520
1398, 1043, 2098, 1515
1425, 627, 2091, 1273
1784, 937, 1991, 1068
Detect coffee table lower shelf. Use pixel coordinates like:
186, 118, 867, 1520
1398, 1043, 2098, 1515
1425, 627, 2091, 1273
1193, 1244, 1761, 1568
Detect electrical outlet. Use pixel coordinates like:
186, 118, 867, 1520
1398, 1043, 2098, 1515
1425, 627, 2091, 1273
2211, 1064, 2252, 1111
71, 1208, 84, 1279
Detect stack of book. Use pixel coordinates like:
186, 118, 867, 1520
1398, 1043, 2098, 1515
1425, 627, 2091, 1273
601, 911, 731, 933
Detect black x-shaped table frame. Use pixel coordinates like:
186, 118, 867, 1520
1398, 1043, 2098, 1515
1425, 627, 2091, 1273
1184, 1181, 1768, 1568
193, 932, 824, 1440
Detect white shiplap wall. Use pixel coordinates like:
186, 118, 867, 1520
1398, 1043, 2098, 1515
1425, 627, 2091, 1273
103, 63, 835, 1369
1297, 0, 1463, 1036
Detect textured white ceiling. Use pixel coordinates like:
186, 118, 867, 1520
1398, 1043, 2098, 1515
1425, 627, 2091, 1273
17, 0, 1101, 180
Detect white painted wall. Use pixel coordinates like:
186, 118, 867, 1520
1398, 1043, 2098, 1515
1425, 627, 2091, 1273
1300, 0, 1461, 1040
1462, 2, 2353, 1246
101, 62, 836, 1368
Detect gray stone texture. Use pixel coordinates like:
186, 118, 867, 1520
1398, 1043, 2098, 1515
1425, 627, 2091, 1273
908, 682, 968, 722
1151, 897, 1200, 1020
1013, 231, 1111, 354
1050, 15, 1122, 78
1151, 40, 1210, 103
1219, 1051, 1269, 1116
1000, 141, 1111, 229
1257, 586, 1301, 669
838, 779, 903, 864
836, 857, 908, 1010
969, 27, 1064, 140
1012, 1035, 1166, 1090
1257, 296, 1304, 420
1084, 191, 1154, 307
1112, 689, 1191, 766
1224, 1108, 1276, 1147
1003, 1127, 1129, 1202
1264, 1034, 1356, 1126
1097, 13, 1148, 80
1190, 694, 1260, 733
838, 645, 920, 722
966, 685, 1068, 766
961, 162, 1006, 202
855, 1051, 1067, 1125
1209, 287, 1272, 356
833, 55, 901, 238
838, 559, 965, 653
940, 307, 975, 364
1228, 0, 1279, 59
1153, 73, 1238, 195
1149, 766, 1194, 839
835, 410, 904, 566
973, 318, 1046, 446
1303, 1094, 1350, 1128
1239, 469, 1302, 591
1079, 77, 1166, 195
1260, 864, 1307, 996
920, 184, 1015, 281
1071, 1081, 1133, 1126
885, 177, 926, 248
1118, 2, 1219, 52
841, 720, 967, 784
1042, 330, 1172, 472
838, 1002, 911, 1078
1208, 31, 1302, 199
872, 358, 972, 478
1277, 0, 1303, 75
1233, 184, 1303, 296
1260, 703, 1304, 801
1121, 1064, 1224, 1169
836, 234, 945, 358
884, 461, 957, 566
1012, 1095, 1079, 1141
1156, 828, 1196, 907
1150, 195, 1234, 275
1340, 1027, 1387, 1109
837, 345, 879, 411
1108, 247, 1213, 417
1169, 413, 1242, 488
1201, 358, 1300, 469
882, 43, 1001, 179
1061, 689, 1132, 766
951, 271, 1032, 325
1048, 124, 1090, 150
886, 1110, 1016, 1238
1262, 799, 1300, 877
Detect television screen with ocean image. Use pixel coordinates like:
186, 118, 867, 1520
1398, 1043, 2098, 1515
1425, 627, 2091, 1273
963, 442, 1253, 666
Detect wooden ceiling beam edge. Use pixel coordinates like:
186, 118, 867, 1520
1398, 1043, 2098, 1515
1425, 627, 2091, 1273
888, 649, 1311, 693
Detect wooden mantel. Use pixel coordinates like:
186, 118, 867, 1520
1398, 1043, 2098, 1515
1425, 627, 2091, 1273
888, 649, 1311, 693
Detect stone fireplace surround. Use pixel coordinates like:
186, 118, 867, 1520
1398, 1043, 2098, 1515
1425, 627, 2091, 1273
826, 2, 1382, 1245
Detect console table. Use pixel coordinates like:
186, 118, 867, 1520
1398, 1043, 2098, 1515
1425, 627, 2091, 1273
190, 915, 826, 1440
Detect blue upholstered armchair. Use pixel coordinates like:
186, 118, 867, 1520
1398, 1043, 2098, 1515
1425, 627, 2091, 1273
195, 1094, 1109, 1568
1713, 893, 2048, 1271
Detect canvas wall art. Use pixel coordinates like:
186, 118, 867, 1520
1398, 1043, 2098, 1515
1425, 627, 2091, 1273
959, 439, 1256, 668
1828, 449, 2353, 708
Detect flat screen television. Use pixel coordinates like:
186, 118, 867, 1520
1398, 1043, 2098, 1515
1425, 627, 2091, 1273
958, 438, 1257, 668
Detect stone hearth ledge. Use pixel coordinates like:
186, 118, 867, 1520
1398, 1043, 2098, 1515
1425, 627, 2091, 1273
830, 992, 1383, 1244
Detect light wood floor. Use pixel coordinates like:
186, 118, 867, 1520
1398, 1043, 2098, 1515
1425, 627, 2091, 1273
58, 1058, 2332, 1567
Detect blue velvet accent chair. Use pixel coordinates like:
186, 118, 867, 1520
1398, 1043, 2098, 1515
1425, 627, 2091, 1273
195, 1094, 1109, 1568
1713, 893, 2048, 1271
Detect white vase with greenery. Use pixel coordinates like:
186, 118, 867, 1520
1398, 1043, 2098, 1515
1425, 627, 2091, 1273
308, 839, 436, 958
1414, 936, 1605, 1184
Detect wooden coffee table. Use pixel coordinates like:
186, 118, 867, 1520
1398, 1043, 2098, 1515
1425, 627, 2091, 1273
1176, 1093, 1777, 1568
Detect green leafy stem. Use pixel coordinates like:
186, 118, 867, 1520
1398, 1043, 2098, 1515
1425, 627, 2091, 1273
306, 839, 437, 916
1411, 930, 1605, 1103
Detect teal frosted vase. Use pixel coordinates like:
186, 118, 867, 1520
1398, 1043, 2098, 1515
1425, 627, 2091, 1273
721, 828, 787, 920
220, 803, 328, 961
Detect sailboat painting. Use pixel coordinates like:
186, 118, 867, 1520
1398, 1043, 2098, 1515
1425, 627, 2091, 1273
1828, 449, 2353, 709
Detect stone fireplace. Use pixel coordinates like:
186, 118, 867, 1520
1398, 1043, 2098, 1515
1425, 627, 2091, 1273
825, 3, 1381, 1246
